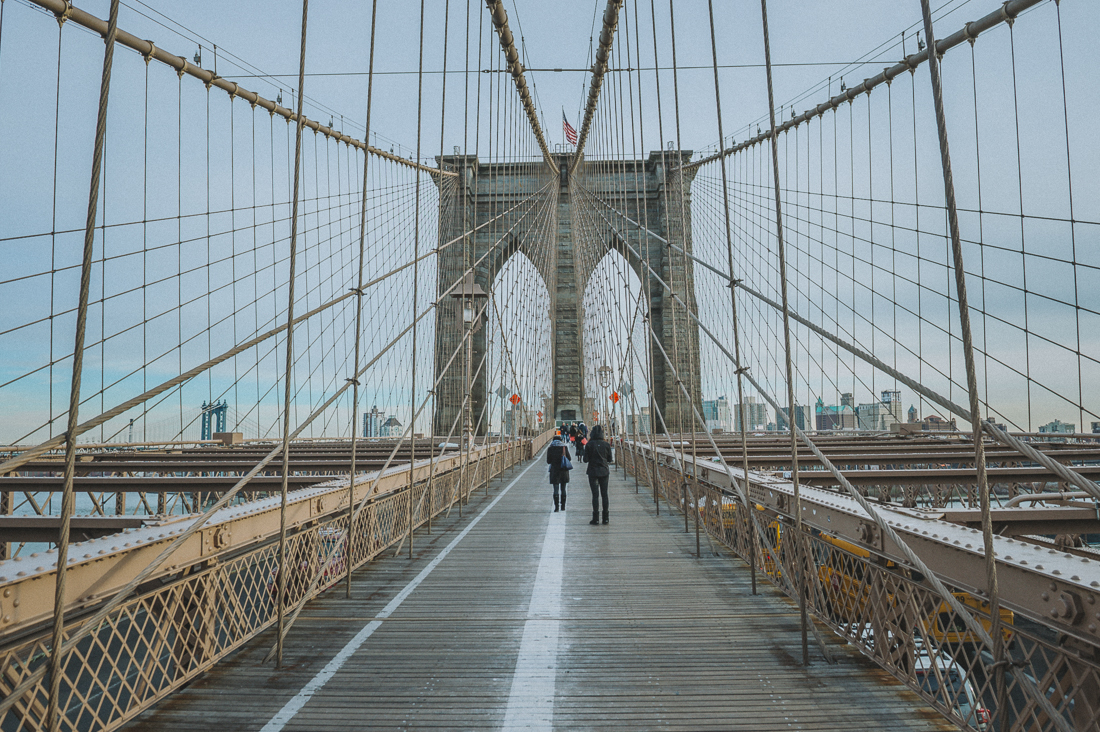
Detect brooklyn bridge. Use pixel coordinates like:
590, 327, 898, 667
0, 0, 1098, 730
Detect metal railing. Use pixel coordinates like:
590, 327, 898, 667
0, 439, 531, 732
621, 438, 1100, 732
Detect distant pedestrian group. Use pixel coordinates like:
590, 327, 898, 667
546, 421, 613, 525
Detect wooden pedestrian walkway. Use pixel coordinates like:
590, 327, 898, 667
125, 453, 952, 731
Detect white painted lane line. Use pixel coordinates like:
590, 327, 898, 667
501, 500, 565, 731
261, 457, 542, 732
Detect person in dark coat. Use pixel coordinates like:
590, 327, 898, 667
582, 424, 613, 524
568, 423, 579, 448
546, 432, 571, 512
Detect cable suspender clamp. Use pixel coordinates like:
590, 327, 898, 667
54, 0, 72, 27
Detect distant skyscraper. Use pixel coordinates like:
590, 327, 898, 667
363, 405, 384, 437
908, 405, 918, 423
1039, 419, 1075, 434
734, 396, 768, 431
881, 390, 903, 423
815, 397, 856, 430
702, 396, 732, 432
777, 405, 812, 432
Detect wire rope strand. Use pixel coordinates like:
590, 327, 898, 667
344, 0, 379, 599
47, 1, 121, 728
759, 0, 810, 667
706, 0, 759, 595
275, 0, 310, 670
916, 1, 1008, 724
407, 0, 427, 559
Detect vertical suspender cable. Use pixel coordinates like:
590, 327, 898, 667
759, 0, 809, 667
276, 0, 310, 670
631, 0, 661, 514
916, 0, 1005, 719
345, 0, 379, 598
408, 0, 427, 559
426, 0, 451, 535
47, 1, 120, 728
706, 0, 757, 596
667, 0, 702, 557
646, 0, 687, 522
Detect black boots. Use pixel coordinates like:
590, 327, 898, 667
553, 496, 560, 512
561, 494, 566, 510
589, 512, 599, 525
602, 511, 609, 525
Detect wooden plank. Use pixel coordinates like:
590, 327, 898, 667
124, 459, 954, 731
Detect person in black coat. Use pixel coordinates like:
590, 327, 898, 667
582, 424, 613, 524
546, 433, 571, 512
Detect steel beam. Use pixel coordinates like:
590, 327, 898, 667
635, 440, 1100, 647
0, 516, 148, 543
0, 442, 512, 636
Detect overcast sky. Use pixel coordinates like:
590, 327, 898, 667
1, 0, 1096, 440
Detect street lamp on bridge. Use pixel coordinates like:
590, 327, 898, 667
598, 362, 612, 389
451, 273, 487, 450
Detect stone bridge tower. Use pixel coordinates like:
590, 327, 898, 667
432, 151, 702, 437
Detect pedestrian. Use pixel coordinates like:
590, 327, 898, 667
546, 431, 571, 512
582, 424, 613, 525
578, 421, 588, 441
568, 423, 579, 447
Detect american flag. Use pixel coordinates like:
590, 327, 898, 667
563, 112, 577, 145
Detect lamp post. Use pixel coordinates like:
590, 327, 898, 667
539, 391, 549, 431
597, 363, 612, 426
450, 273, 487, 454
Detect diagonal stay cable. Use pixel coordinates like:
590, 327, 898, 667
0, 295, 436, 718
261, 299, 492, 662
0, 178, 556, 476
576, 183, 1100, 504
593, 186, 1075, 729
